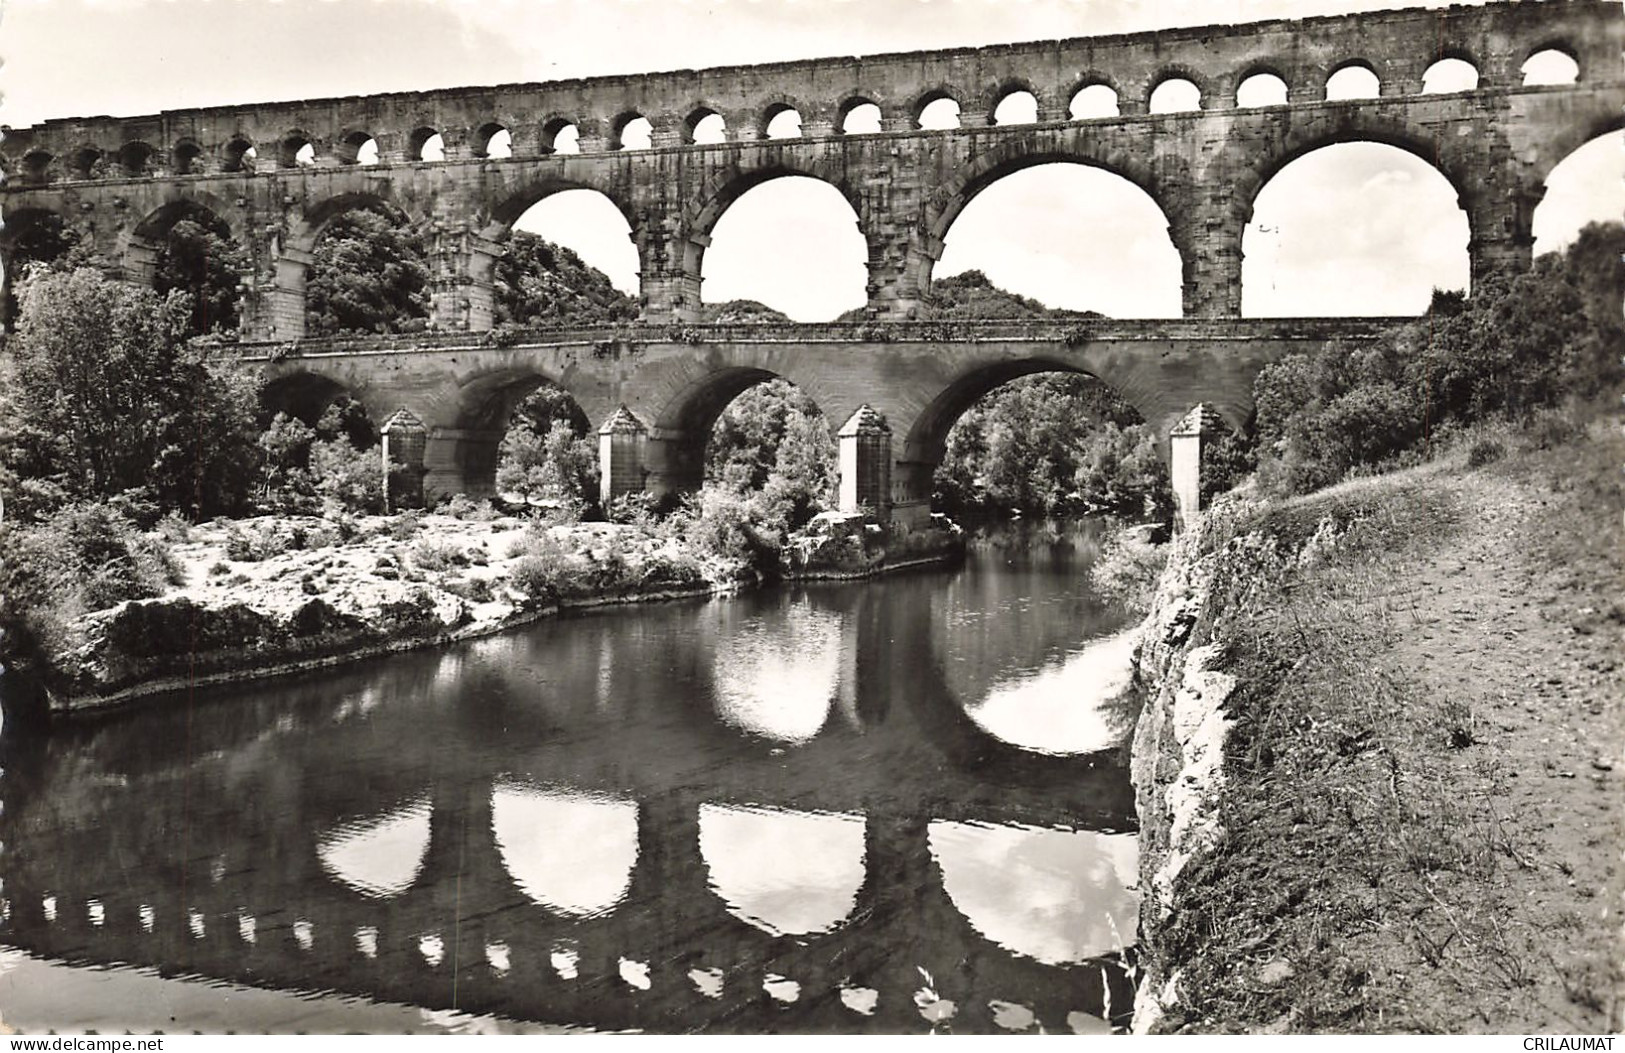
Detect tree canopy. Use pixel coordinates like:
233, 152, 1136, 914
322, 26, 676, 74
0, 268, 261, 519
494, 232, 637, 327
153, 217, 247, 336
305, 207, 431, 335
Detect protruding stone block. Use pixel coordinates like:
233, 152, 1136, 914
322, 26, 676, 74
381, 407, 428, 512
838, 405, 892, 520
1169, 403, 1225, 532
598, 405, 648, 506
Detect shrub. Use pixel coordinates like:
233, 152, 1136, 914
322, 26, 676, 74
1465, 437, 1505, 469
410, 537, 469, 572
1089, 526, 1170, 615
0, 504, 182, 656
509, 555, 560, 609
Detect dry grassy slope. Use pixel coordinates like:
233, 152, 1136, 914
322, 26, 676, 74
1138, 420, 1623, 1034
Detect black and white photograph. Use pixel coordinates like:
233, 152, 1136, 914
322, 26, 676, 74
0, 0, 1619, 1037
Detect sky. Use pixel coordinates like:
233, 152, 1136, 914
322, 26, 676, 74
2, 0, 1619, 319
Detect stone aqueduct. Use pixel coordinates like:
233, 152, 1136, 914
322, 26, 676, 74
1, 1, 1619, 522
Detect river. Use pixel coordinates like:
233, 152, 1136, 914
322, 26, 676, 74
0, 521, 1142, 1035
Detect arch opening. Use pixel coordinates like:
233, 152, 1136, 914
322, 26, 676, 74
222, 138, 256, 173
118, 141, 154, 177
486, 376, 598, 514
258, 384, 383, 513
993, 90, 1039, 125
1236, 73, 1288, 108
0, 209, 80, 329
410, 127, 444, 162
500, 187, 640, 311
20, 150, 54, 183
142, 200, 245, 335
542, 119, 581, 155
478, 123, 512, 159
917, 95, 962, 130
1534, 133, 1625, 257
933, 162, 1183, 318
839, 100, 882, 134
280, 133, 315, 168
338, 131, 380, 166
687, 109, 727, 145
70, 147, 103, 180
1523, 48, 1579, 86
1422, 58, 1478, 93
1148, 77, 1200, 114
1243, 142, 1468, 316
304, 202, 430, 335
316, 795, 432, 900
173, 140, 204, 175
764, 105, 803, 139
616, 114, 653, 151
1325, 63, 1380, 100
699, 174, 867, 322
929, 368, 1166, 520
1068, 84, 1119, 120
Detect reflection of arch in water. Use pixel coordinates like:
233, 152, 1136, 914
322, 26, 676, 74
964, 626, 1139, 756
316, 794, 432, 899
490, 779, 640, 918
710, 601, 844, 745
927, 822, 1138, 966
697, 803, 866, 937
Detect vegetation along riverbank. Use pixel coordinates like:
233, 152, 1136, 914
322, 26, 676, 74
1123, 223, 1623, 1033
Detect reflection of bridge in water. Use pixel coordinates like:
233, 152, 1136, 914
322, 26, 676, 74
0, 576, 1142, 1032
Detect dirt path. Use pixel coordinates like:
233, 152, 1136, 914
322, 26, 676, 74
1379, 436, 1623, 1031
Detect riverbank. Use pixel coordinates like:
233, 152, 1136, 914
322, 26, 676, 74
1, 508, 962, 716
1130, 419, 1623, 1033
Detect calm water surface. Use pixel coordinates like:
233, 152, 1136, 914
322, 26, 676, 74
0, 523, 1143, 1034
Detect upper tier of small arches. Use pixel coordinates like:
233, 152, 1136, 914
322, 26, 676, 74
2, 0, 1613, 186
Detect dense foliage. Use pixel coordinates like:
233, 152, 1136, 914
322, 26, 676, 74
1253, 222, 1624, 495
153, 217, 247, 336
0, 268, 262, 520
935, 374, 1174, 519
305, 207, 432, 335
493, 232, 637, 327
258, 398, 385, 514
704, 379, 837, 533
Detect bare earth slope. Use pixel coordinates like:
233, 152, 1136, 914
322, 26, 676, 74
1139, 421, 1622, 1033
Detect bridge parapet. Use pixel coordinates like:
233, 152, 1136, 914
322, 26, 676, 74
1, 0, 1615, 181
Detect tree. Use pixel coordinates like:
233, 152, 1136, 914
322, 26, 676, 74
0, 267, 262, 519
153, 217, 247, 335
305, 207, 431, 335
494, 232, 636, 326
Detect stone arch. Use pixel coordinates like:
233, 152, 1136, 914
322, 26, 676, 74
483, 177, 638, 241
172, 138, 205, 175
914, 146, 1172, 304
900, 357, 1172, 472
611, 111, 652, 151
408, 126, 442, 161
683, 105, 726, 145
295, 188, 417, 248
18, 149, 55, 185
117, 141, 155, 177
278, 129, 316, 168
68, 145, 104, 180
433, 366, 607, 498
1065, 74, 1122, 119
911, 85, 965, 128
1147, 67, 1209, 112
631, 357, 845, 498
261, 370, 374, 431
681, 163, 865, 292
539, 116, 581, 155
1232, 61, 1294, 106
1422, 55, 1480, 94
473, 121, 510, 158
334, 130, 378, 165
1219, 117, 1474, 264
1324, 60, 1382, 100
836, 95, 884, 134
0, 206, 75, 328
762, 98, 805, 139
1242, 140, 1470, 315
221, 136, 256, 173
124, 194, 244, 299
1523, 41, 1582, 84
986, 78, 1042, 124
1533, 128, 1625, 256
